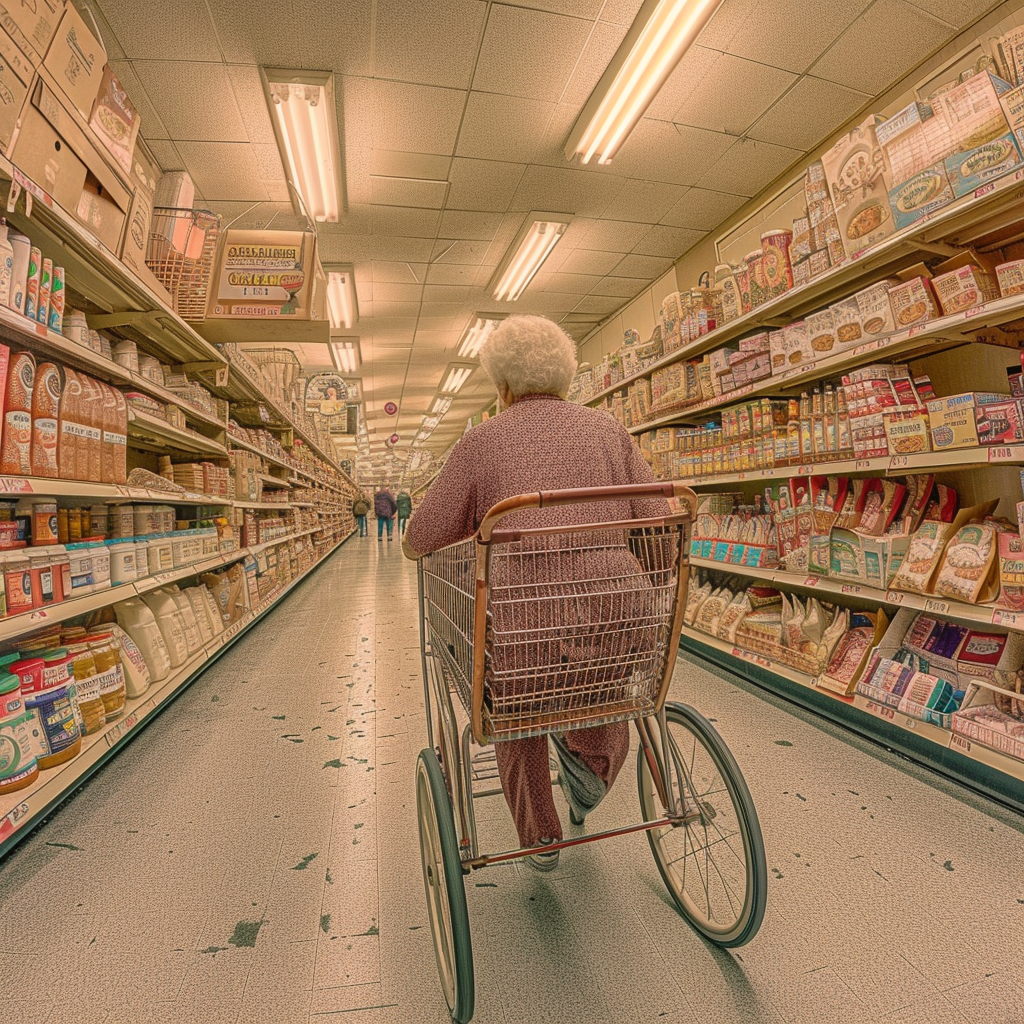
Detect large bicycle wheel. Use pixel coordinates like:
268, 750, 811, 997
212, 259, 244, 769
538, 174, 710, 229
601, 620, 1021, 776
416, 748, 474, 1022
637, 702, 767, 947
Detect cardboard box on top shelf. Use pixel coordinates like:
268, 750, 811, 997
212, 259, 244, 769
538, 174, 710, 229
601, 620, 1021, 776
89, 65, 139, 176
41, 0, 105, 120
820, 114, 896, 258
930, 249, 1001, 315
0, 0, 64, 68
888, 163, 956, 230
118, 138, 174, 307
0, 28, 30, 151
9, 72, 130, 253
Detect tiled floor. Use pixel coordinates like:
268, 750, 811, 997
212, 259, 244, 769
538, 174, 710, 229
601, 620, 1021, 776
2, 534, 1024, 1023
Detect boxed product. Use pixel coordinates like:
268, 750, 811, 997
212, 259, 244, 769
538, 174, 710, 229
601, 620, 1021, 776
999, 80, 1024, 154
42, 0, 106, 120
975, 398, 1024, 445
806, 308, 836, 355
0, 0, 64, 68
888, 164, 956, 230
997, 532, 1024, 612
854, 279, 898, 337
888, 267, 940, 328
877, 100, 951, 185
996, 258, 1024, 297
821, 114, 895, 257
831, 295, 864, 348
930, 251, 1000, 315
883, 408, 931, 454
944, 133, 1024, 197
89, 66, 141, 176
782, 320, 812, 368
0, 27, 29, 151
927, 392, 1009, 450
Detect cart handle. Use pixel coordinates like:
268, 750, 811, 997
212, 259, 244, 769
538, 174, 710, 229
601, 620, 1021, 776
478, 482, 696, 542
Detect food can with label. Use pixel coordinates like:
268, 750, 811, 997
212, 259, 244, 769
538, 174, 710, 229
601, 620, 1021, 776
37, 257, 52, 325
23, 247, 42, 321
48, 266, 65, 334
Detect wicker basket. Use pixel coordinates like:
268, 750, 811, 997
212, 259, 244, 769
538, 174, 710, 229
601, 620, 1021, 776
146, 208, 221, 321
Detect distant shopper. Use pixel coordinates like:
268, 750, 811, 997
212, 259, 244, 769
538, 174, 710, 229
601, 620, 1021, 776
396, 490, 413, 536
375, 485, 397, 542
352, 493, 370, 537
403, 315, 668, 870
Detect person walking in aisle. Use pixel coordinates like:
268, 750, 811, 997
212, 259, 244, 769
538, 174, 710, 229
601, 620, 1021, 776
375, 484, 397, 542
352, 492, 370, 537
402, 315, 669, 870
396, 489, 413, 536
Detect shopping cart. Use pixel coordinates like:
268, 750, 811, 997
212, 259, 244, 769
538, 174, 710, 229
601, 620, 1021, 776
415, 482, 767, 1023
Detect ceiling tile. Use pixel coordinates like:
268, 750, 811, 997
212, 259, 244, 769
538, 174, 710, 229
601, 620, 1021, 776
694, 137, 803, 197
535, 272, 603, 293
370, 236, 437, 262
432, 239, 493, 264
371, 206, 442, 238
601, 180, 687, 223
420, 301, 471, 319
438, 211, 504, 241
747, 76, 870, 151
595, 0, 645, 24
592, 276, 650, 297
578, 220, 652, 253
252, 143, 285, 182
175, 143, 269, 201
660, 187, 747, 231
504, 0, 604, 15
445, 158, 526, 213
608, 120, 735, 187
559, 19, 631, 108
612, 254, 676, 279
904, 0, 1000, 27
132, 62, 248, 142
97, 0, 221, 60
320, 232, 373, 263
207, 0, 373, 75
374, 0, 485, 89
644, 45, 722, 122
809, 0, 953, 95
456, 92, 554, 162
531, 101, 588, 167
473, 5, 592, 101
633, 225, 705, 259
373, 301, 422, 318
573, 295, 624, 315
425, 264, 480, 286
371, 263, 427, 285
423, 285, 473, 303
226, 65, 277, 146
107, 61, 168, 140
370, 178, 450, 208
695, 0, 758, 51
371, 152, 451, 180
372, 80, 466, 156
509, 165, 625, 217
146, 139, 181, 171
726, 0, 873, 74
557, 249, 623, 276
671, 54, 796, 136
372, 282, 424, 303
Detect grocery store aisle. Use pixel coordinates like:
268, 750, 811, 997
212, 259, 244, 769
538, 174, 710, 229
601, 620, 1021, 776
2, 535, 1024, 1024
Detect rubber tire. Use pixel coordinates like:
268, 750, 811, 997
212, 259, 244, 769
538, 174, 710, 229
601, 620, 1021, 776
416, 748, 475, 1022
637, 702, 767, 947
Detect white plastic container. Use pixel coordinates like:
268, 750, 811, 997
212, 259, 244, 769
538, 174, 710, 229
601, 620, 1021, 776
91, 542, 111, 589
147, 535, 174, 575
65, 543, 95, 597
108, 624, 151, 698
201, 585, 224, 634
135, 541, 150, 582
107, 540, 137, 586
138, 590, 189, 668
115, 598, 172, 681
112, 339, 139, 373
0, 219, 14, 308
8, 230, 30, 315
184, 586, 215, 644
168, 588, 201, 653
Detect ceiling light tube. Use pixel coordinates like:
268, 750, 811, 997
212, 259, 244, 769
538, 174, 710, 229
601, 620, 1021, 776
325, 266, 357, 329
440, 364, 474, 395
431, 395, 454, 416
330, 339, 359, 375
458, 315, 504, 358
565, 0, 724, 166
263, 68, 344, 222
490, 213, 571, 302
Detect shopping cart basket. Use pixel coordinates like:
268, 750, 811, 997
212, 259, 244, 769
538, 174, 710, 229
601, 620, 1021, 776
146, 208, 221, 321
415, 482, 767, 1023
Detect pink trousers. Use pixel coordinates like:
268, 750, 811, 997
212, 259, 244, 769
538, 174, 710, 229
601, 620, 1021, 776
493, 722, 630, 847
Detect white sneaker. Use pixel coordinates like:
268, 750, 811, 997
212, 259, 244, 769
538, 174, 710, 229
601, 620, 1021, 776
526, 837, 559, 871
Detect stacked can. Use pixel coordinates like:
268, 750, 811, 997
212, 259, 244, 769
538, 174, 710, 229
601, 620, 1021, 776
49, 267, 65, 333
37, 258, 52, 325
23, 246, 41, 320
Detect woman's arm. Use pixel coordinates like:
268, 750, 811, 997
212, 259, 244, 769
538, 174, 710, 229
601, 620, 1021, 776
403, 438, 479, 559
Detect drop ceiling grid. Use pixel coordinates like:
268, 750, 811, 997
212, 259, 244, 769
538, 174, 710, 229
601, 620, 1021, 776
88, 0, 1000, 454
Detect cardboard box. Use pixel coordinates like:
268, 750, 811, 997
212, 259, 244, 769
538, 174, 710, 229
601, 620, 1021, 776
998, 80, 1024, 152
944, 131, 1023, 197
831, 294, 864, 348
975, 399, 1024, 445
926, 392, 1009, 449
89, 65, 139, 176
996, 258, 1024, 296
877, 101, 953, 186
888, 163, 956, 229
854, 280, 898, 338
0, 27, 29, 151
0, 20, 35, 87
820, 114, 896, 257
888, 267, 939, 328
931, 258, 1000, 315
118, 139, 173, 305
9, 73, 130, 252
0, 0, 63, 67
883, 409, 931, 455
42, 1, 105, 120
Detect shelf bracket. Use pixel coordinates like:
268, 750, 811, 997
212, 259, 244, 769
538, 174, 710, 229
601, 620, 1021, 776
913, 240, 960, 258
86, 310, 164, 332
177, 361, 230, 387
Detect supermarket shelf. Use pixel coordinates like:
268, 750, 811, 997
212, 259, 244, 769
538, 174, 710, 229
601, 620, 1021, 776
259, 473, 291, 489
0, 474, 233, 505
680, 627, 1024, 810
622, 292, 1024, 434
0, 160, 225, 369
227, 434, 292, 471
688, 556, 1022, 631
127, 409, 228, 457
0, 531, 353, 858
586, 167, 1024, 409
675, 444, 1024, 488
234, 499, 293, 510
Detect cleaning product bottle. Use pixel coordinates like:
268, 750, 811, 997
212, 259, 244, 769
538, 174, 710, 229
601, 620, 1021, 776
7, 229, 30, 315
0, 219, 14, 308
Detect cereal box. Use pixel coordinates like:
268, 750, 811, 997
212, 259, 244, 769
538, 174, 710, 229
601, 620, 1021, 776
996, 258, 1024, 296
944, 132, 1023, 197
975, 399, 1024, 445
888, 273, 940, 328
931, 262, 1000, 315
888, 164, 956, 229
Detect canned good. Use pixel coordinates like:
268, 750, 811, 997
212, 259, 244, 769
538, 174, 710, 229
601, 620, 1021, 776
37, 257, 52, 325
31, 501, 58, 546
23, 246, 41, 321
48, 265, 64, 333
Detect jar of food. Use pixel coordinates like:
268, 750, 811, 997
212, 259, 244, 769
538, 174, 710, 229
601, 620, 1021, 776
134, 540, 150, 582
89, 506, 108, 538
63, 309, 89, 346
0, 668, 23, 719
0, 704, 41, 793
4, 555, 32, 614
87, 631, 125, 721
31, 501, 58, 545
67, 508, 82, 543
29, 551, 57, 605
109, 505, 134, 539
17, 653, 81, 768
66, 642, 104, 734
107, 540, 136, 586
0, 520, 21, 549
65, 543, 95, 597
147, 535, 174, 575
90, 541, 111, 589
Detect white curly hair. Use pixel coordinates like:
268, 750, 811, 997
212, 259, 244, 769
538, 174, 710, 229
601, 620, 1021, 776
479, 315, 578, 400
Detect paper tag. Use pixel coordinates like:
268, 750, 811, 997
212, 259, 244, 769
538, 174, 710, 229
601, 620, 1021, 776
105, 710, 141, 747
975, 182, 997, 198
0, 801, 31, 843
888, 455, 910, 470
12, 167, 51, 207
885, 590, 907, 605
924, 598, 949, 614
855, 460, 873, 470
803, 576, 820, 587
987, 447, 1018, 462
841, 583, 863, 595
949, 732, 970, 752
0, 478, 33, 493
866, 700, 895, 721
992, 609, 1024, 629
731, 646, 772, 669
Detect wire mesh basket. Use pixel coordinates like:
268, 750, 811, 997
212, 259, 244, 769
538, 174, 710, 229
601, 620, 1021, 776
146, 208, 221, 321
242, 347, 302, 405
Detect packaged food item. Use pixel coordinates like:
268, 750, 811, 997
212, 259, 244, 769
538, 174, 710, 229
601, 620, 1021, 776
996, 258, 1024, 296
67, 642, 104, 734
831, 296, 863, 348
930, 253, 1000, 315
30, 362, 61, 478
1, 351, 36, 475
18, 653, 82, 769
114, 599, 171, 683
36, 258, 52, 326
7, 231, 30, 316
87, 631, 126, 722
48, 266, 65, 334
854, 280, 898, 337
31, 502, 58, 546
23, 247, 41, 321
806, 308, 836, 354
0, 219, 13, 308
933, 520, 1002, 604
888, 272, 940, 328
976, 400, 1024, 445
108, 624, 151, 698
888, 165, 955, 229
58, 368, 83, 480
0, 704, 41, 794
760, 229, 794, 299
139, 590, 189, 668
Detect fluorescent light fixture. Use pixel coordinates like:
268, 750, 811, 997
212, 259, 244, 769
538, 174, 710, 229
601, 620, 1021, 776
440, 363, 474, 395
431, 395, 453, 416
324, 265, 357, 329
330, 339, 360, 375
457, 314, 504, 358
263, 67, 343, 222
565, 0, 724, 166
490, 213, 571, 302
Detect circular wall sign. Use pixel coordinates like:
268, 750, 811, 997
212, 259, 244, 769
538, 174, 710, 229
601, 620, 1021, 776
384, 401, 398, 416
389, 433, 400, 446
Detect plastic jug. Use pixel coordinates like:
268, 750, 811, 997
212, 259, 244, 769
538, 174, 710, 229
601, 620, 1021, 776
108, 624, 151, 698
116, 597, 176, 677
139, 590, 190, 667
184, 586, 214, 645
167, 588, 201, 653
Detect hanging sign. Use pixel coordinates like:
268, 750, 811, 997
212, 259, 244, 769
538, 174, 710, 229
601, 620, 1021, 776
384, 401, 398, 416
305, 373, 348, 415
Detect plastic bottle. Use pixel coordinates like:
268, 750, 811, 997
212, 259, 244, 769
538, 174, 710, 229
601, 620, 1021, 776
8, 230, 30, 315
114, 598, 172, 681
66, 642, 105, 734
0, 218, 14, 307
108, 624, 151, 698
138, 591, 189, 668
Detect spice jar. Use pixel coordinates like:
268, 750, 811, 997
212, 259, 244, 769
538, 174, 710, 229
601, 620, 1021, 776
4, 555, 32, 614
29, 551, 56, 605
67, 642, 104, 734
31, 501, 58, 546
87, 631, 125, 722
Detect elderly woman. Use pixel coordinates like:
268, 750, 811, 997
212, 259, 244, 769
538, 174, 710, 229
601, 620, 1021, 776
403, 315, 668, 869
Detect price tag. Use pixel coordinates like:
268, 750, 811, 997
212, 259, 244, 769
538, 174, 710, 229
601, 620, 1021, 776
802, 576, 820, 587
988, 447, 1018, 462
904, 717, 916, 730
924, 598, 949, 614
794, 464, 813, 476
0, 802, 31, 844
889, 455, 910, 470
949, 732, 971, 752
106, 710, 140, 747
855, 460, 873, 471
866, 701, 895, 721
732, 646, 772, 669
964, 305, 985, 318
11, 167, 51, 207
0, 478, 33, 493
885, 590, 907, 605
28, 610, 50, 623
974, 182, 997, 198
841, 583, 863, 595
992, 609, 1024, 629
907, 324, 924, 337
